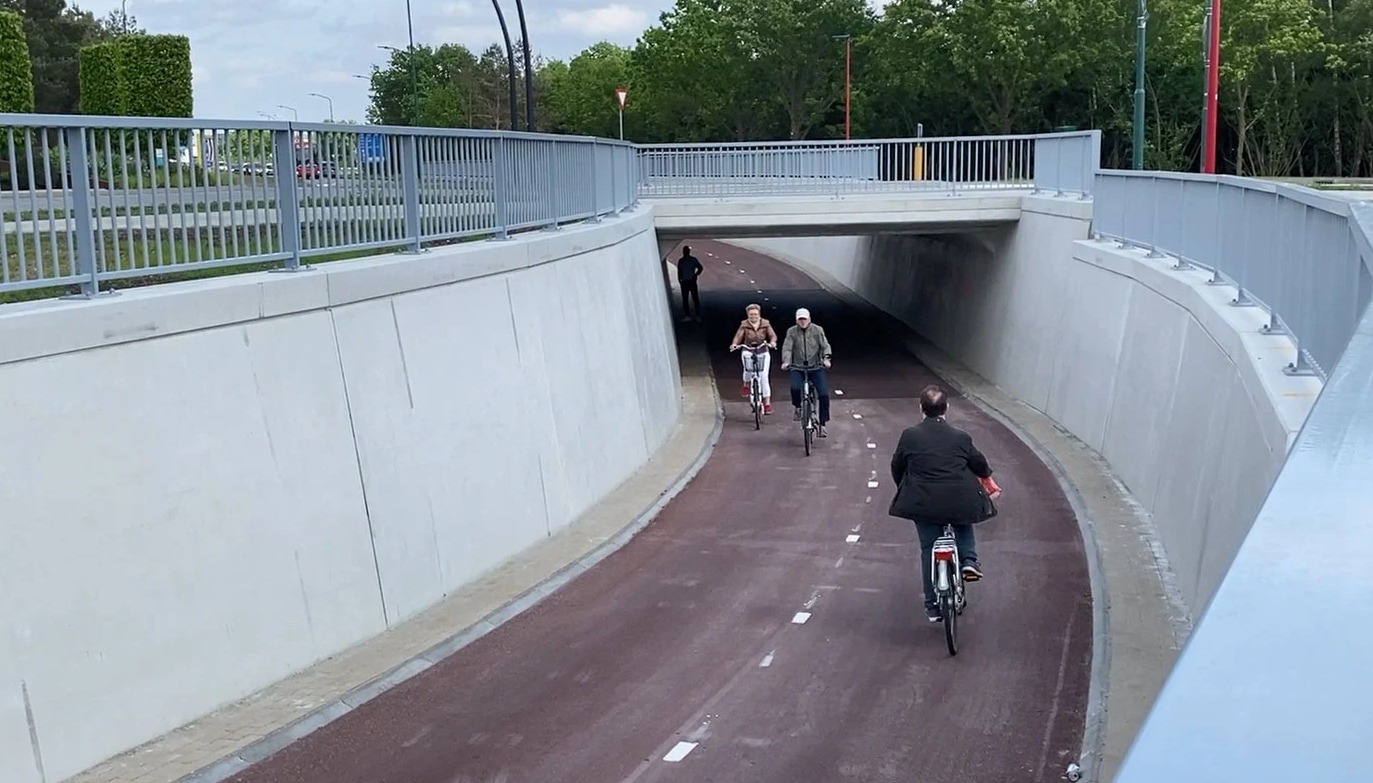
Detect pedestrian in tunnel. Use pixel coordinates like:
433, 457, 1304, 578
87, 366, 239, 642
676, 245, 704, 321
887, 384, 998, 623
779, 308, 832, 436
729, 303, 778, 414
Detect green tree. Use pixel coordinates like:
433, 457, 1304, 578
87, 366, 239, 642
0, 0, 130, 114
78, 33, 192, 117
546, 42, 631, 138
0, 9, 34, 112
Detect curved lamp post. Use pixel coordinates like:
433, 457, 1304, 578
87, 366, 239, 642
512, 0, 535, 131
489, 0, 519, 130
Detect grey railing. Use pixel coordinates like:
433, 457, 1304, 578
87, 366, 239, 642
636, 131, 1101, 199
1112, 201, 1373, 782
0, 114, 1104, 298
0, 114, 640, 297
1093, 171, 1371, 379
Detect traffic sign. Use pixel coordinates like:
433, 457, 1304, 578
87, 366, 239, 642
358, 133, 385, 163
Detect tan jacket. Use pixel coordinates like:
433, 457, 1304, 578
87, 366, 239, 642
731, 318, 777, 348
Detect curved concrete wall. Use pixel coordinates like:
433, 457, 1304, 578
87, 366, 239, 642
729, 196, 1318, 617
0, 210, 679, 783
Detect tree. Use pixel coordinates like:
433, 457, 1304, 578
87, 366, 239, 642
0, 9, 34, 112
78, 33, 192, 117
0, 0, 131, 114
546, 42, 631, 138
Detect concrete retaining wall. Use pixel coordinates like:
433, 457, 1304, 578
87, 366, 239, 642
729, 196, 1318, 617
0, 209, 679, 783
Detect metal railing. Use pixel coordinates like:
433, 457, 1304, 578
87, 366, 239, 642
1111, 201, 1373, 783
0, 113, 1105, 299
1093, 171, 1372, 380
0, 114, 640, 297
636, 131, 1101, 199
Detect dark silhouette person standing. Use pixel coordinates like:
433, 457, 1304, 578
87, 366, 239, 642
888, 384, 998, 623
677, 245, 704, 321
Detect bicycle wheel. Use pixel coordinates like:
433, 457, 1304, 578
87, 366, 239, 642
941, 577, 959, 656
752, 380, 762, 430
801, 394, 812, 456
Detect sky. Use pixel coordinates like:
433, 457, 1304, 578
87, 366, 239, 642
79, 0, 885, 125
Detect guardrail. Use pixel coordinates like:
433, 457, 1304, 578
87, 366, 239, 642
1111, 200, 1373, 783
0, 114, 1103, 299
0, 114, 640, 297
1093, 171, 1371, 380
636, 131, 1101, 199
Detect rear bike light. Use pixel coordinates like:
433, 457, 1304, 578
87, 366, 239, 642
933, 549, 955, 562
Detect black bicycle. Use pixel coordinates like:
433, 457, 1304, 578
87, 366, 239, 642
793, 364, 824, 456
731, 343, 772, 430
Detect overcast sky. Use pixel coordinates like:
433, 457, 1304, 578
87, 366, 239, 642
79, 0, 885, 124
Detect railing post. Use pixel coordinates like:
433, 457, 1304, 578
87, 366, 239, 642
271, 127, 302, 270
545, 140, 560, 231
61, 126, 102, 298
610, 146, 621, 215
588, 139, 601, 223
399, 132, 423, 253
490, 134, 511, 241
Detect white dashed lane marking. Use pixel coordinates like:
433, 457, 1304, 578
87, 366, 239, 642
664, 742, 698, 762
760, 651, 775, 668
791, 612, 811, 624
845, 534, 861, 543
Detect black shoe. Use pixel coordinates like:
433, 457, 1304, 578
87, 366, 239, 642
926, 606, 942, 623
961, 560, 983, 582
818, 425, 827, 438
793, 407, 802, 421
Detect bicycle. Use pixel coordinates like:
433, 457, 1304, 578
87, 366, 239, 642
793, 364, 825, 456
731, 343, 773, 430
931, 523, 968, 656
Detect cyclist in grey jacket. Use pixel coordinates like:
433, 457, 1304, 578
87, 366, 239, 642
779, 307, 833, 436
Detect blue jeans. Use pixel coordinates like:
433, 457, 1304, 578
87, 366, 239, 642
916, 523, 979, 610
789, 368, 830, 424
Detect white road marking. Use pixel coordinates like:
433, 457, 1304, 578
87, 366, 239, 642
866, 442, 876, 449
865, 496, 872, 503
834, 556, 845, 567
852, 413, 863, 419
791, 612, 811, 624
835, 389, 845, 395
664, 741, 698, 762
760, 651, 775, 668
846, 534, 861, 543
854, 587, 883, 594
802, 591, 821, 610
867, 480, 879, 488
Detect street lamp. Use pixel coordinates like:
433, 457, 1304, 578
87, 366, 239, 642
379, 42, 420, 126
276, 104, 298, 121
488, 0, 519, 130
1132, 0, 1146, 169
120, 0, 130, 34
833, 34, 852, 141
308, 92, 335, 122
511, 0, 534, 131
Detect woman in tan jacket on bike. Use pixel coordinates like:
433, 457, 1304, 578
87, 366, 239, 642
728, 303, 778, 414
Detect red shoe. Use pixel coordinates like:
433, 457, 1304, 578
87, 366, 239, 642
763, 403, 773, 415
741, 383, 751, 398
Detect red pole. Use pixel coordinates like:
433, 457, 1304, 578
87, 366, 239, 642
1202, 0, 1221, 173
844, 37, 852, 140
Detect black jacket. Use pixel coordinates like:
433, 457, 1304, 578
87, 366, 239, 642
888, 417, 995, 524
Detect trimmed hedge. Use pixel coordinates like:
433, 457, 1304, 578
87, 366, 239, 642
78, 34, 193, 118
78, 42, 125, 115
0, 10, 34, 113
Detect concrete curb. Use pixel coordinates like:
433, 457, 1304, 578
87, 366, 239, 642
176, 352, 726, 783
727, 240, 1112, 782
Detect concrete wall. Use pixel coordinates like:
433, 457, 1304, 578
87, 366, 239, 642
0, 209, 679, 783
729, 196, 1318, 616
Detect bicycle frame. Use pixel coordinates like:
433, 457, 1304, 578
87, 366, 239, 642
931, 522, 966, 655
